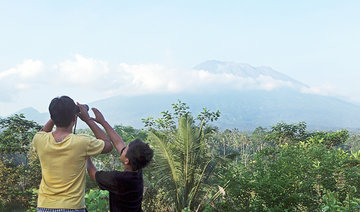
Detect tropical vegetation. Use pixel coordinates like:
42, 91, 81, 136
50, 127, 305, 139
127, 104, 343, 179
0, 102, 359, 211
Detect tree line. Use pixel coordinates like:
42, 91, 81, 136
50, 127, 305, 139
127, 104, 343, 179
0, 101, 359, 211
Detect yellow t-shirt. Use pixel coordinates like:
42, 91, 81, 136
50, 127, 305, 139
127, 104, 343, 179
32, 131, 105, 209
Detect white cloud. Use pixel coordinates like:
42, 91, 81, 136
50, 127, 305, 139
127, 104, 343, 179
0, 59, 43, 80
117, 63, 185, 94
300, 84, 360, 105
256, 75, 294, 91
0, 59, 44, 103
124, 65, 298, 95
56, 54, 109, 85
300, 84, 336, 96
184, 70, 296, 92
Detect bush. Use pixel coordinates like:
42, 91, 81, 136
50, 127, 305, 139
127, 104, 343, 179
209, 129, 360, 211
0, 114, 41, 209
85, 189, 109, 212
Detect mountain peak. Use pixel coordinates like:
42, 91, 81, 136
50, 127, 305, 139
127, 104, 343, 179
194, 60, 308, 89
13, 107, 48, 123
194, 60, 253, 74
15, 107, 39, 114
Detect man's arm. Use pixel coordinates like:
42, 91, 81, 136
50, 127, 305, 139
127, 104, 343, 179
86, 157, 97, 182
40, 119, 54, 132
78, 103, 113, 154
91, 108, 126, 155
87, 157, 118, 193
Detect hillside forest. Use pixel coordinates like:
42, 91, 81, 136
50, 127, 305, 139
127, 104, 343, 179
0, 101, 360, 211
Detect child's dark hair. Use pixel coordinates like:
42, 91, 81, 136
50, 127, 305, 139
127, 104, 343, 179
49, 96, 78, 127
126, 139, 154, 171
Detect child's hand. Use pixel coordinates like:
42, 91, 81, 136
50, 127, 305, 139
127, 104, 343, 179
91, 108, 106, 124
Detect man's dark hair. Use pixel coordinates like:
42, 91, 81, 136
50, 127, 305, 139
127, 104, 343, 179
126, 139, 154, 171
49, 96, 78, 127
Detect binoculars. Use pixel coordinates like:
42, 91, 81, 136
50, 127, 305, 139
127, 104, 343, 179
76, 104, 89, 113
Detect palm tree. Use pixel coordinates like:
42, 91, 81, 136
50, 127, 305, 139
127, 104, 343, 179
148, 116, 216, 211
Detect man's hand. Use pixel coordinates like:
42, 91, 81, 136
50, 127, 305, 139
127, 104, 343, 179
77, 102, 91, 122
41, 119, 54, 132
91, 108, 106, 125
77, 104, 113, 154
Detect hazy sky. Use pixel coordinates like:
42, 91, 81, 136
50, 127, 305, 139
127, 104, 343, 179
1, 0, 360, 116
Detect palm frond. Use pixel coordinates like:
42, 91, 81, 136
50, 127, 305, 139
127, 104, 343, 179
148, 116, 218, 211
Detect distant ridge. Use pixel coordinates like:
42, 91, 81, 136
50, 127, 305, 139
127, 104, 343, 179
13, 107, 49, 123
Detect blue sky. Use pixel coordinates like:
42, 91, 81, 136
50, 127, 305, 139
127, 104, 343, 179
1, 0, 360, 116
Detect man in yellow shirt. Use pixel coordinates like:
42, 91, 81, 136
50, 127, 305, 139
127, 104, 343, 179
32, 96, 113, 212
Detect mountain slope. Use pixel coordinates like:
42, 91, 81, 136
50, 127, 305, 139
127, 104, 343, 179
88, 90, 360, 130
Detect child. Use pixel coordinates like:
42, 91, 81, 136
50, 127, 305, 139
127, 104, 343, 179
86, 108, 153, 212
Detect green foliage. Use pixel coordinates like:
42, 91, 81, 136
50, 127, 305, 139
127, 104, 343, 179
147, 117, 211, 211
142, 110, 177, 131
172, 100, 191, 119
197, 108, 220, 125
209, 123, 360, 211
143, 101, 221, 211
265, 121, 349, 148
310, 130, 349, 148
0, 114, 42, 209
142, 184, 171, 212
0, 114, 41, 154
26, 189, 38, 212
1, 109, 359, 212
142, 100, 220, 131
343, 133, 360, 153
85, 189, 109, 211
321, 186, 360, 211
265, 121, 308, 145
206, 127, 268, 169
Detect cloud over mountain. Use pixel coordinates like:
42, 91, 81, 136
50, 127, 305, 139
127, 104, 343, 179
5, 58, 360, 130
193, 60, 308, 91
1, 55, 314, 102
0, 55, 355, 117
